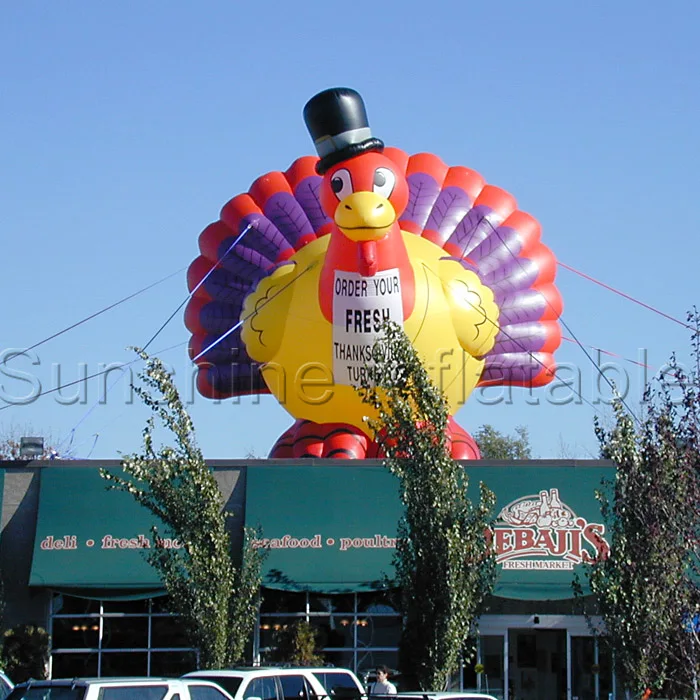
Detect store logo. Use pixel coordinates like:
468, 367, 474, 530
493, 488, 610, 570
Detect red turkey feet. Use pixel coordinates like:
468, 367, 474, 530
365, 416, 481, 460
268, 420, 371, 459
444, 417, 481, 460
268, 417, 481, 460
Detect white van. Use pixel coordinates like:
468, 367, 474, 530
7, 677, 235, 700
183, 667, 364, 700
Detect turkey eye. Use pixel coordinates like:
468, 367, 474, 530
330, 168, 353, 200
373, 167, 395, 198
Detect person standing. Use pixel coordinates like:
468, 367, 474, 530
369, 666, 397, 696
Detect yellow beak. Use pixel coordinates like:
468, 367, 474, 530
335, 192, 396, 241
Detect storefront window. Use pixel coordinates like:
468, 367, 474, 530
479, 636, 505, 699
49, 594, 196, 677
260, 590, 306, 613
359, 616, 401, 648
149, 651, 198, 677
99, 651, 148, 677
102, 617, 148, 649
52, 617, 100, 649
51, 652, 99, 678
358, 591, 397, 614
309, 617, 353, 649
572, 636, 613, 700
258, 590, 401, 681
102, 599, 150, 614
151, 616, 189, 648
54, 596, 100, 616
320, 650, 356, 670
310, 594, 355, 614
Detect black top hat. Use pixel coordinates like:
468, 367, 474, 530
303, 87, 384, 174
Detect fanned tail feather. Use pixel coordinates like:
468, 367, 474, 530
185, 157, 328, 398
384, 148, 563, 388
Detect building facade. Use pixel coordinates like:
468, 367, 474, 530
0, 459, 615, 700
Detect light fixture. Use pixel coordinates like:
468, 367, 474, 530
19, 437, 44, 458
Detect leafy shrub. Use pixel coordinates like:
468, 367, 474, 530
0, 625, 49, 682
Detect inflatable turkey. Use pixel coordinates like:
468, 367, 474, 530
185, 88, 562, 459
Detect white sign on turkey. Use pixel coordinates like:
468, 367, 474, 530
332, 268, 403, 386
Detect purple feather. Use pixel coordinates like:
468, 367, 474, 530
402, 173, 441, 232
240, 214, 293, 261
197, 301, 243, 335
196, 330, 253, 365
497, 289, 549, 325
218, 241, 272, 282
491, 322, 549, 355
445, 205, 501, 259
481, 352, 551, 385
425, 186, 473, 243
265, 193, 316, 247
469, 226, 525, 275
202, 268, 252, 304
203, 361, 267, 396
294, 176, 330, 233
488, 257, 541, 299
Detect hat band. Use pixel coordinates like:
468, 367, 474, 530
314, 127, 373, 158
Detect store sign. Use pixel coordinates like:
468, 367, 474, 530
26, 462, 615, 600
246, 463, 616, 599
494, 487, 610, 571
29, 467, 170, 589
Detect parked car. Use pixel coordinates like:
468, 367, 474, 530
300, 668, 364, 699
383, 693, 499, 700
183, 666, 364, 700
0, 672, 14, 700
6, 677, 236, 700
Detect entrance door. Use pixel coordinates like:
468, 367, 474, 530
508, 629, 567, 700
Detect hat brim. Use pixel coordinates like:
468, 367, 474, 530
316, 138, 385, 175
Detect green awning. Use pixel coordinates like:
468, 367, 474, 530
29, 467, 166, 593
246, 465, 404, 592
245, 462, 615, 599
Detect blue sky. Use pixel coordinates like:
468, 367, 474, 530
2, 0, 698, 460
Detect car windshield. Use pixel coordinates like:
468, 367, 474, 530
97, 687, 169, 700
6, 688, 86, 700
187, 677, 243, 698
311, 674, 360, 699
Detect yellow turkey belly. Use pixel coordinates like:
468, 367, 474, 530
402, 236, 487, 418
255, 231, 486, 432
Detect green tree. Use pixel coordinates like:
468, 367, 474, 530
101, 349, 264, 669
0, 624, 49, 682
360, 323, 496, 690
577, 312, 700, 697
270, 620, 323, 666
473, 424, 531, 459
